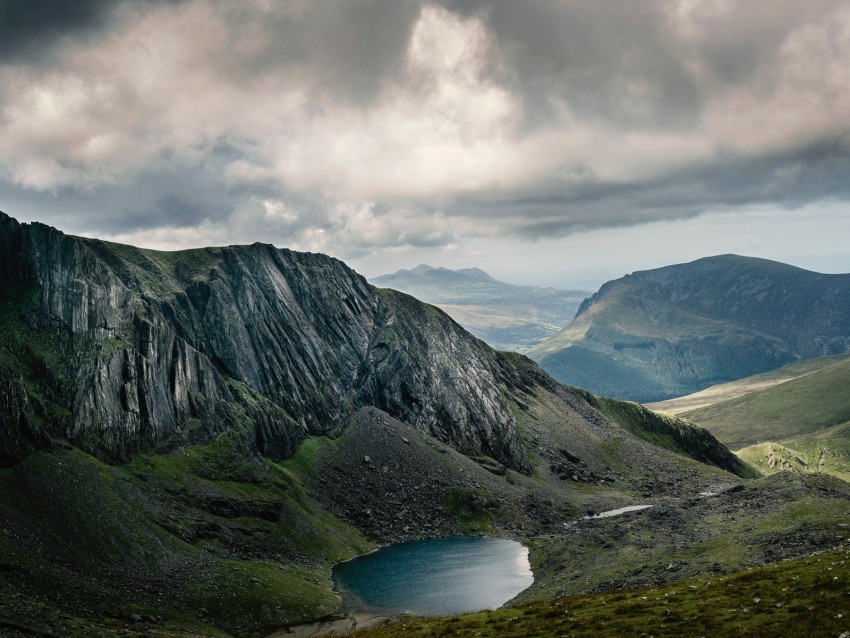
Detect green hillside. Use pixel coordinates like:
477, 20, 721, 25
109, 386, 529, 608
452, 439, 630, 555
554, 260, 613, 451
650, 354, 850, 450
646, 355, 849, 416
648, 354, 850, 483
354, 543, 850, 638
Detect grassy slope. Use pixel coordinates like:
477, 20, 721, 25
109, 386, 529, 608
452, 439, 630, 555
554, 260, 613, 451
583, 393, 759, 478
653, 355, 850, 450
647, 354, 850, 417
351, 544, 850, 638
0, 439, 373, 637
645, 355, 850, 483
736, 422, 850, 482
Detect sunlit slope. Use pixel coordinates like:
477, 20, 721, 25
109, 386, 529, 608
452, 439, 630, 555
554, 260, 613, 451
649, 354, 850, 450
648, 354, 850, 482
736, 422, 850, 482
646, 355, 850, 416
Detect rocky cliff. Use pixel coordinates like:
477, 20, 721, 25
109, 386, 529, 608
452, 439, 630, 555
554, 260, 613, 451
0, 212, 527, 470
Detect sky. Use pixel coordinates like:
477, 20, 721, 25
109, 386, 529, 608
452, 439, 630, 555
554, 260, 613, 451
1, 0, 849, 290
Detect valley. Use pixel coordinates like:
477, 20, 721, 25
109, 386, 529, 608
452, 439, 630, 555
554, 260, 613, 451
649, 354, 850, 483
369, 265, 589, 352
1, 214, 849, 638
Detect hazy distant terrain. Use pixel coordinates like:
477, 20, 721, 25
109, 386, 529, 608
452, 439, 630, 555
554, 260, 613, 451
528, 255, 850, 402
369, 265, 590, 351
649, 354, 850, 481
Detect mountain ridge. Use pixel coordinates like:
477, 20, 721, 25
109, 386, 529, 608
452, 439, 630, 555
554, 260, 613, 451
9, 213, 850, 638
0, 211, 531, 471
529, 254, 850, 402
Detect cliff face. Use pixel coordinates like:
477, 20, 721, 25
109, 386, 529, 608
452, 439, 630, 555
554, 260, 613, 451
0, 212, 527, 470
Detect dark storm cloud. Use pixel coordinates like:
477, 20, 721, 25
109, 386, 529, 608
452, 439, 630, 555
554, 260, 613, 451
445, 136, 850, 239
0, 0, 849, 255
0, 0, 111, 61
0, 0, 185, 63
438, 0, 702, 131
237, 0, 422, 106
0, 167, 234, 235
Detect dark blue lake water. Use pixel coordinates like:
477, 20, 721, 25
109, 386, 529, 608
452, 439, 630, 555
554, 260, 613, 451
333, 536, 533, 617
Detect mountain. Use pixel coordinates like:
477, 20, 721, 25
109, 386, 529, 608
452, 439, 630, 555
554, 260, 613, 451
369, 264, 589, 351
527, 255, 850, 402
0, 214, 530, 471
649, 354, 850, 481
0, 211, 768, 635
4, 214, 849, 638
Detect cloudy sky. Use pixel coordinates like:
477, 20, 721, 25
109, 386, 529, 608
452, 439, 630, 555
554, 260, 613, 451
1, 0, 849, 289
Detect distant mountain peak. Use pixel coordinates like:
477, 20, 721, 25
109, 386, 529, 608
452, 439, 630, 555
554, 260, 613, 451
409, 264, 436, 274
384, 264, 495, 280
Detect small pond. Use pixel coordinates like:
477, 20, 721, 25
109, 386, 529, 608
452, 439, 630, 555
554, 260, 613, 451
333, 536, 533, 617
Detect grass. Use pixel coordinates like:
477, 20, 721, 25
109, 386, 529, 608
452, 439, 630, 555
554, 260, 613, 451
671, 356, 850, 449
351, 545, 850, 638
0, 439, 373, 637
582, 393, 758, 478
737, 422, 850, 482
647, 354, 850, 417
93, 240, 224, 297
442, 488, 497, 534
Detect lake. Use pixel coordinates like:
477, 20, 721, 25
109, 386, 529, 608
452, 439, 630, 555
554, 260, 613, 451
333, 536, 534, 617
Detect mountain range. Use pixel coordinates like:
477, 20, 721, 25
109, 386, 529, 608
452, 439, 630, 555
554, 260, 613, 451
528, 254, 850, 402
2, 213, 849, 637
369, 265, 589, 351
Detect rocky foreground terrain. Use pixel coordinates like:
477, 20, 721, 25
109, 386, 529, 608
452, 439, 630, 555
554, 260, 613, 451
0, 213, 848, 637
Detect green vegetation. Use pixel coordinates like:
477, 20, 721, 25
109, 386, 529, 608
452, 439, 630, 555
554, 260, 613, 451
581, 392, 758, 478
352, 545, 850, 638
648, 354, 850, 417
645, 354, 850, 482
0, 440, 372, 637
737, 423, 850, 482
443, 487, 497, 534
93, 240, 224, 296
659, 355, 850, 450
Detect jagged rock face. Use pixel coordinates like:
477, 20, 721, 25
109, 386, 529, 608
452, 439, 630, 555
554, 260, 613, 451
0, 212, 528, 471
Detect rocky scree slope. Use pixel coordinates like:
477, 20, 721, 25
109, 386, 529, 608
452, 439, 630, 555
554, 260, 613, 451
0, 212, 527, 470
528, 254, 850, 402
